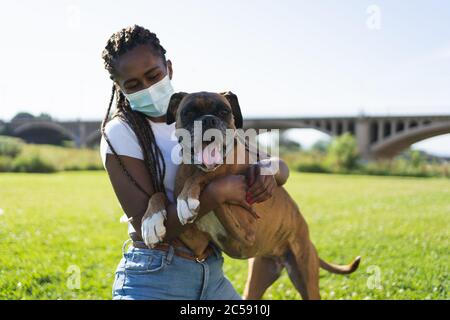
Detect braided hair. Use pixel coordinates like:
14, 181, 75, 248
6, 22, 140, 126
101, 25, 167, 198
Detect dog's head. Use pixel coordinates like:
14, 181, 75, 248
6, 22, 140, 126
166, 91, 243, 171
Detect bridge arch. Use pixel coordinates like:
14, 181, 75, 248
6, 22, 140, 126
12, 121, 77, 145
371, 122, 450, 158
243, 118, 357, 137
280, 128, 332, 150
84, 130, 102, 147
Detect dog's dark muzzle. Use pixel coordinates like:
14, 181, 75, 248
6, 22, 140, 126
196, 115, 228, 134
200, 115, 221, 129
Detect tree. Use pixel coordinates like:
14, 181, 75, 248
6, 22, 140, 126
11, 112, 35, 122
326, 133, 359, 171
37, 113, 52, 121
405, 149, 427, 168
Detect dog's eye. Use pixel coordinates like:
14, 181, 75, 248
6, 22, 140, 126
184, 110, 194, 118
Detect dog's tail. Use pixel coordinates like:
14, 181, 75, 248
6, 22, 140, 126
319, 256, 361, 275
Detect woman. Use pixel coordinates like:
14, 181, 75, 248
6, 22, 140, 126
100, 25, 290, 300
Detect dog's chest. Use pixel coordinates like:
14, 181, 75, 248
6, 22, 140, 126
195, 211, 228, 250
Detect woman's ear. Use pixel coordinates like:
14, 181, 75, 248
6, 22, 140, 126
220, 91, 243, 129
167, 60, 173, 79
166, 92, 188, 125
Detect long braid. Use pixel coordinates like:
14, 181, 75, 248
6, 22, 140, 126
101, 25, 168, 197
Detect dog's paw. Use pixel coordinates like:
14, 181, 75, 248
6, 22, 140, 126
177, 196, 200, 225
141, 210, 167, 247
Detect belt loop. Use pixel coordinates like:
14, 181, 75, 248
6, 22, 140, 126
166, 245, 175, 265
198, 261, 209, 300
122, 239, 132, 256
210, 242, 222, 259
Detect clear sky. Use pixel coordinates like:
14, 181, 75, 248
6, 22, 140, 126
0, 0, 449, 155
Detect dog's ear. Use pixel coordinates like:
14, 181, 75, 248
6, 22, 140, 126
220, 91, 243, 129
166, 92, 188, 125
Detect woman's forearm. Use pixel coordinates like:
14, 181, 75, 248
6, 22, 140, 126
163, 182, 221, 241
275, 158, 290, 186
259, 157, 290, 186
161, 158, 289, 242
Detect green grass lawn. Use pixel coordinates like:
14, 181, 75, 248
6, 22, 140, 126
0, 171, 448, 299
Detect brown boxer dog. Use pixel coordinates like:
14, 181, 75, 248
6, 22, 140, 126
143, 91, 360, 300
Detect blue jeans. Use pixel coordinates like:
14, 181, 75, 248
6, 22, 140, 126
112, 240, 242, 300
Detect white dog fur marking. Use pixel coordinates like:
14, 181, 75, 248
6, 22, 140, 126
177, 197, 200, 225
142, 210, 167, 246
119, 214, 130, 223
196, 211, 228, 250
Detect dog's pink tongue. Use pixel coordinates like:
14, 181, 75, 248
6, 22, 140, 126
197, 144, 221, 167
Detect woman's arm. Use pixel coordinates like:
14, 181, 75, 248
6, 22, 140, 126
247, 157, 290, 204
264, 157, 290, 186
162, 174, 254, 241
104, 154, 223, 239
104, 154, 154, 237
104, 154, 252, 241
160, 181, 221, 241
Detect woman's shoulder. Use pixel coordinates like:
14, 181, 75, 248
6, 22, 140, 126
103, 116, 134, 136
100, 116, 143, 167
102, 116, 144, 147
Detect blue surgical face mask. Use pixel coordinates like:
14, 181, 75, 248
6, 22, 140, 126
123, 66, 174, 117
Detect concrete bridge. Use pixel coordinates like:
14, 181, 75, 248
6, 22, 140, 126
244, 115, 450, 159
2, 115, 450, 160
4, 119, 102, 148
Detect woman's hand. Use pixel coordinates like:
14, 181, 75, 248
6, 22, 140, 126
246, 162, 278, 204
208, 175, 259, 218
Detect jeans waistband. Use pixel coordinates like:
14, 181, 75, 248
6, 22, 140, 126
123, 239, 222, 260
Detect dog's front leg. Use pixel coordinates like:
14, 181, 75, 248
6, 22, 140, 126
141, 192, 168, 247
177, 172, 208, 225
